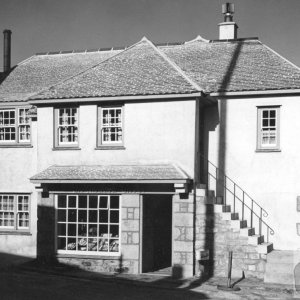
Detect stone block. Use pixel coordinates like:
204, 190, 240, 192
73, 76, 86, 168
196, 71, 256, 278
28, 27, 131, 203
173, 251, 193, 265
121, 244, 139, 259
173, 213, 194, 226
248, 264, 256, 271
134, 208, 139, 219
174, 226, 193, 241
121, 194, 140, 207
173, 241, 193, 253
247, 252, 260, 260
122, 220, 139, 231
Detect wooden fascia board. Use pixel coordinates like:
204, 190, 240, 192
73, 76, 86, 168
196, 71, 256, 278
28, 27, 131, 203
0, 101, 30, 107
28, 92, 203, 105
30, 179, 189, 184
210, 89, 300, 97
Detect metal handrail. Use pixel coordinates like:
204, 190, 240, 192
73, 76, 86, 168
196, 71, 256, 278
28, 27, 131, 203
201, 155, 275, 242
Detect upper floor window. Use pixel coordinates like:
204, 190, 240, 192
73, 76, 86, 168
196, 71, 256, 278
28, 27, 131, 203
257, 106, 280, 151
0, 108, 31, 144
54, 107, 79, 148
0, 194, 30, 232
98, 106, 123, 148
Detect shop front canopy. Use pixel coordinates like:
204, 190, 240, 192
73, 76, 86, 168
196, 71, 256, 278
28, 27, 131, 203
30, 164, 191, 184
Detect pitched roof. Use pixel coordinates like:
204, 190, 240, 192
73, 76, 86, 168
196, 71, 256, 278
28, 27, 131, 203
2, 36, 300, 103
30, 38, 200, 100
0, 50, 121, 102
30, 164, 189, 183
161, 38, 300, 93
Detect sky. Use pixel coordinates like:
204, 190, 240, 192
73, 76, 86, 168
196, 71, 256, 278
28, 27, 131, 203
0, 0, 299, 68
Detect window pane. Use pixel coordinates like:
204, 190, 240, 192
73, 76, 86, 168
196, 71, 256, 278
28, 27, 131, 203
58, 108, 78, 145
57, 195, 67, 208
78, 196, 87, 208
110, 196, 119, 209
101, 107, 122, 144
58, 210, 66, 222
68, 196, 76, 208
99, 196, 108, 208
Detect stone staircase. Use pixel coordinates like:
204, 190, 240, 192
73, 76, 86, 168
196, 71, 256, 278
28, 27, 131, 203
196, 187, 274, 279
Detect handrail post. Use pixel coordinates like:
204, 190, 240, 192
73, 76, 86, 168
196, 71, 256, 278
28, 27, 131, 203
259, 208, 262, 236
251, 200, 253, 228
207, 160, 210, 190
224, 175, 227, 206
233, 184, 236, 213
242, 191, 245, 221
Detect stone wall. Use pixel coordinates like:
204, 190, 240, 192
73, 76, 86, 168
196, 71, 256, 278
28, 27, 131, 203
38, 191, 141, 274
195, 194, 267, 279
172, 193, 195, 278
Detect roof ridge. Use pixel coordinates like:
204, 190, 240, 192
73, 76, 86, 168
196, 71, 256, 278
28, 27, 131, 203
262, 43, 300, 73
29, 36, 202, 100
142, 37, 204, 92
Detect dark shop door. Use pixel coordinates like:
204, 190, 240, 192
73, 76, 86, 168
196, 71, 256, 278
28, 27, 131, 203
142, 194, 172, 273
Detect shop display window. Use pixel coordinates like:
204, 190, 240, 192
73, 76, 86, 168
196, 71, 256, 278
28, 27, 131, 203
56, 194, 120, 255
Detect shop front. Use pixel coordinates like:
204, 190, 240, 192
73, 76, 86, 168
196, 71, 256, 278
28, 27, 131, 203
30, 164, 191, 275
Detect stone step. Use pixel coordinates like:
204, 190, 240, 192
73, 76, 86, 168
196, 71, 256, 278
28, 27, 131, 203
231, 219, 247, 229
248, 234, 264, 245
214, 204, 231, 213
240, 227, 255, 237
256, 242, 273, 254
264, 250, 300, 284
221, 212, 239, 221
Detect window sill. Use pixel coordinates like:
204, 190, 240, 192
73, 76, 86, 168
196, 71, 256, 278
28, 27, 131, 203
0, 231, 32, 236
255, 149, 281, 153
52, 147, 81, 151
0, 144, 32, 148
95, 146, 125, 150
56, 253, 121, 260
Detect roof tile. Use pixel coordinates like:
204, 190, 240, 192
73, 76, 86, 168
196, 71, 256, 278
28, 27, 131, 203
30, 164, 189, 181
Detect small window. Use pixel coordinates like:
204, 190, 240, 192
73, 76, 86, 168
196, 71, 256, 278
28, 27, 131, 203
0, 108, 31, 144
257, 106, 280, 151
54, 107, 79, 148
56, 194, 120, 255
0, 194, 30, 231
98, 106, 123, 147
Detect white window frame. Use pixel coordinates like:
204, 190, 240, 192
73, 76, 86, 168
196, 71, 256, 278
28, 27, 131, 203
98, 106, 124, 147
0, 194, 30, 232
0, 108, 31, 144
55, 194, 121, 256
54, 107, 79, 148
257, 106, 280, 151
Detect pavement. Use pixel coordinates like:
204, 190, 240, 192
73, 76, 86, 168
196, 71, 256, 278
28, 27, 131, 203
0, 257, 297, 299
1, 260, 295, 300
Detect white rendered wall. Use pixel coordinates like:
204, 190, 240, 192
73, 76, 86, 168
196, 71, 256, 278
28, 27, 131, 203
206, 96, 300, 250
0, 121, 38, 257
37, 99, 196, 178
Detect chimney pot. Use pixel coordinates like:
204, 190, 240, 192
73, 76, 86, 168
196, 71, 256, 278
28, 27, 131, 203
3, 29, 12, 73
219, 3, 238, 40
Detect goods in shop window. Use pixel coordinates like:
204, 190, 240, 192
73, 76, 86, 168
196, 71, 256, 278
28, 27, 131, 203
66, 242, 76, 250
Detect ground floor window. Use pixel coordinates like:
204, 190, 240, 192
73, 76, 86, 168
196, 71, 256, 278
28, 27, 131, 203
0, 194, 30, 231
56, 194, 120, 255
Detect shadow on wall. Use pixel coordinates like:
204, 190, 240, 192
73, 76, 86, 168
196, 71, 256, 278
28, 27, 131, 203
198, 41, 243, 282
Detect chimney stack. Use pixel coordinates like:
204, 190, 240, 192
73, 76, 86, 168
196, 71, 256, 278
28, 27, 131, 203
218, 3, 238, 40
3, 29, 11, 73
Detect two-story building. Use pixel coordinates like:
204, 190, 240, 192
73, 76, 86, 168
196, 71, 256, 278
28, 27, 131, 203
1, 5, 300, 284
